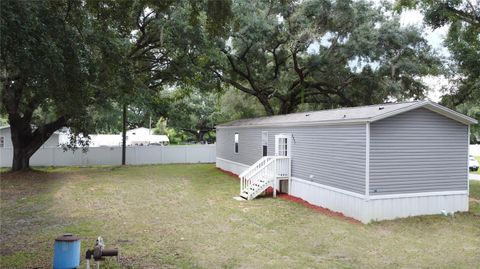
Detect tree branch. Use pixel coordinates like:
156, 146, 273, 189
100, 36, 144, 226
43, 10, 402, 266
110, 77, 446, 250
442, 3, 480, 26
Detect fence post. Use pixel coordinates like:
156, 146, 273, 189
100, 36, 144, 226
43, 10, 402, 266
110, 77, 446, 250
51, 148, 55, 166
273, 158, 277, 198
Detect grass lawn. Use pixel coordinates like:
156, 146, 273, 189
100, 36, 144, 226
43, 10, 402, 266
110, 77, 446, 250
1, 164, 480, 268
470, 178, 480, 215
472, 156, 480, 174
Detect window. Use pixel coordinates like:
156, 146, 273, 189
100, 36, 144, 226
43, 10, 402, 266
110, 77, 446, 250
277, 137, 288, 156
0, 136, 3, 148
262, 131, 268, 156
234, 133, 239, 153
275, 134, 290, 157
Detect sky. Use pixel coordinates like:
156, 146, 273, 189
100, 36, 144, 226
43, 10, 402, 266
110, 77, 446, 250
399, 9, 449, 56
399, 9, 450, 102
375, 5, 452, 102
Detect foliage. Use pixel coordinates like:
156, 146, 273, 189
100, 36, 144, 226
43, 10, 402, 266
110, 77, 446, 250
0, 116, 8, 126
217, 88, 266, 123
77, 0, 233, 141
153, 117, 168, 135
455, 103, 480, 143
92, 92, 171, 134
0, 0, 232, 169
0, 0, 136, 169
395, 0, 480, 143
1, 0, 469, 171
207, 0, 441, 115
165, 88, 221, 142
165, 128, 190, 144
147, 87, 263, 143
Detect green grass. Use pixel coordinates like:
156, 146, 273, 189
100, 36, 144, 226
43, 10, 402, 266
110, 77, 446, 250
472, 156, 480, 174
1, 164, 480, 268
470, 180, 480, 215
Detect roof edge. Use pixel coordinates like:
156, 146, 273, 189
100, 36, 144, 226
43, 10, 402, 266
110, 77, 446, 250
216, 100, 477, 129
216, 118, 369, 129
369, 100, 478, 125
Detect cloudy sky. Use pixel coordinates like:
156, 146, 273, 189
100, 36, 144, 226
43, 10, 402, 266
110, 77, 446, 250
399, 9, 449, 55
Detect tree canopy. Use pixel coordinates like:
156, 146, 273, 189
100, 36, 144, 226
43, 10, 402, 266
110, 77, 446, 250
0, 0, 135, 170
207, 0, 441, 115
2, 0, 474, 170
0, 0, 232, 169
396, 0, 480, 142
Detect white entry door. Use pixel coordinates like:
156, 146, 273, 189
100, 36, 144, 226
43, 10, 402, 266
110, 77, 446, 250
275, 134, 291, 157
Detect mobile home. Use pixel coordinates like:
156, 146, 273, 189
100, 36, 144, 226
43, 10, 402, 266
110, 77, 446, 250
215, 100, 477, 223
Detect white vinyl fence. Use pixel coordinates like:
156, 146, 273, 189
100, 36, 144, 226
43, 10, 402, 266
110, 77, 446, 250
0, 145, 216, 167
471, 144, 480, 156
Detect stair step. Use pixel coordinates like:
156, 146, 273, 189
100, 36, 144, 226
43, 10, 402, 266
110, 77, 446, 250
240, 156, 287, 200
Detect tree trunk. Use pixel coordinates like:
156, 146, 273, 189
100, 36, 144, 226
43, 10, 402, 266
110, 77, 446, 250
256, 94, 275, 116
3, 77, 67, 171
279, 100, 295, 115
10, 132, 46, 171
196, 131, 206, 143
12, 148, 31, 171
8, 116, 66, 171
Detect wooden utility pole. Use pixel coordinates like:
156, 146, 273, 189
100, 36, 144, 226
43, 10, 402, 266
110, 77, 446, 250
122, 103, 127, 165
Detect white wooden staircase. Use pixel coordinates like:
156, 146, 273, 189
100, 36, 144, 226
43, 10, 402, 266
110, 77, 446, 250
239, 156, 291, 200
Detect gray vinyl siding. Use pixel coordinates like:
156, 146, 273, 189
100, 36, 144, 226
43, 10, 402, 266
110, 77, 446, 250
217, 124, 366, 194
217, 128, 262, 165
369, 108, 468, 195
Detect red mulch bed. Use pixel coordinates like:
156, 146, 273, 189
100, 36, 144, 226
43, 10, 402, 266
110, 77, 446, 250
217, 167, 361, 224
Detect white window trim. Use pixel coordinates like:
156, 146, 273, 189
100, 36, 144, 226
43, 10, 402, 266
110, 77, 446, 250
262, 131, 268, 156
274, 133, 291, 157
261, 131, 268, 146
234, 132, 239, 154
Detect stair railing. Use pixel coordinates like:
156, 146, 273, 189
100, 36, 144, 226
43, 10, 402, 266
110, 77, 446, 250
239, 156, 273, 179
240, 157, 274, 195
239, 156, 291, 198
239, 156, 272, 194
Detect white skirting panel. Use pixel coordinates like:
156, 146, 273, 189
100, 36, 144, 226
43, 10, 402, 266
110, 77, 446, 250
290, 177, 468, 224
290, 177, 368, 222
366, 193, 469, 222
217, 159, 469, 224
216, 157, 249, 176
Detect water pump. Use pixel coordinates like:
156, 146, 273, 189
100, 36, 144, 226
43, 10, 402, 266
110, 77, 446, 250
85, 236, 119, 269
